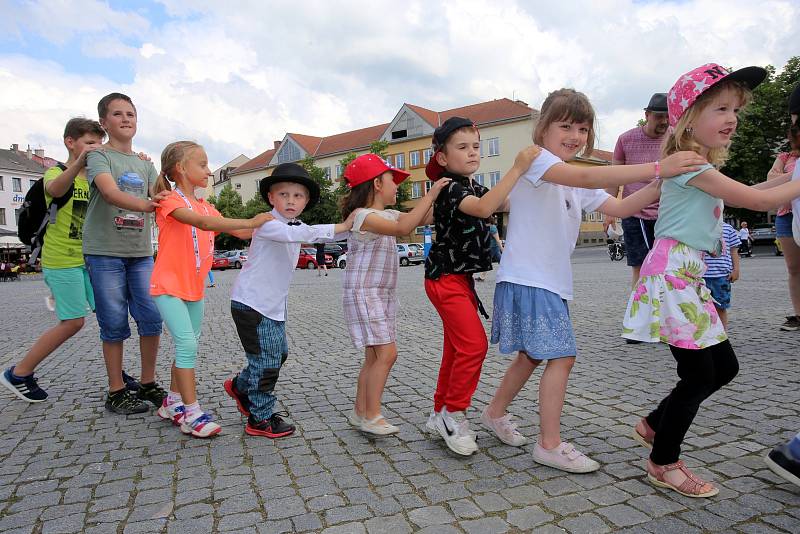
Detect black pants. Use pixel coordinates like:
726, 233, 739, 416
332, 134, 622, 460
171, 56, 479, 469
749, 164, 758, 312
646, 340, 739, 465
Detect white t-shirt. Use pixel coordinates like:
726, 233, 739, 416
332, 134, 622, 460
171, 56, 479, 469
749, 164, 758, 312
738, 228, 750, 241
496, 148, 611, 300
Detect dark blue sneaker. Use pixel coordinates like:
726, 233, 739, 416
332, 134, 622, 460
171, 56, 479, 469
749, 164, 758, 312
765, 443, 800, 488
0, 367, 48, 403
122, 370, 141, 392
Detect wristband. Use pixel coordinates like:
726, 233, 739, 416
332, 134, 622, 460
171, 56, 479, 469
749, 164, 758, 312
654, 160, 661, 181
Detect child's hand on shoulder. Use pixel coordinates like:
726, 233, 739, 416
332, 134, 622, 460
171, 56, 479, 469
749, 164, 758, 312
512, 145, 541, 173
250, 212, 274, 228
427, 178, 452, 199
137, 152, 152, 162
660, 151, 707, 178
78, 145, 103, 167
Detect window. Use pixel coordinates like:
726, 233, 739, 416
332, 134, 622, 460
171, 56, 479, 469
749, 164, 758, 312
384, 155, 393, 167
474, 173, 485, 186
0, 176, 3, 190
324, 167, 331, 180
423, 148, 433, 164
394, 153, 405, 169
12, 177, 22, 192
335, 164, 342, 178
409, 150, 420, 168
487, 137, 500, 156
411, 181, 423, 198
490, 171, 501, 187
425, 180, 433, 193
414, 226, 425, 235
0, 208, 5, 226
235, 183, 241, 190
29, 179, 37, 189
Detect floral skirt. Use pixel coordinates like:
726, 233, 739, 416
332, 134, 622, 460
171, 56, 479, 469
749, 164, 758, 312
622, 238, 727, 349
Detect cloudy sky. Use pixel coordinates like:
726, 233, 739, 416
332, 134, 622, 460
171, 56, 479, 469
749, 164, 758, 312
1, 0, 798, 170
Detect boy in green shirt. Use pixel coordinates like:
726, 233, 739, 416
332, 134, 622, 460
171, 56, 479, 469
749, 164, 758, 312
1, 119, 104, 402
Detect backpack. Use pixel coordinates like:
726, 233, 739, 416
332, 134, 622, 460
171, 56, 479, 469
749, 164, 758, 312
17, 164, 71, 263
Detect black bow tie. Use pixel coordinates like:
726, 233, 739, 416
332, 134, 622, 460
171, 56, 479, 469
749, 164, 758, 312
287, 220, 301, 226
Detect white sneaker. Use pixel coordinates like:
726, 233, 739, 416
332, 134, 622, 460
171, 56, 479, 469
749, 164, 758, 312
435, 409, 478, 456
425, 410, 439, 433
44, 295, 55, 312
481, 408, 527, 447
360, 415, 399, 435
532, 441, 600, 473
348, 409, 363, 427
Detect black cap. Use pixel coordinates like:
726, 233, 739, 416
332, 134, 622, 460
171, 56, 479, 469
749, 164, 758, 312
259, 162, 320, 210
425, 116, 478, 180
790, 83, 800, 115
644, 93, 668, 113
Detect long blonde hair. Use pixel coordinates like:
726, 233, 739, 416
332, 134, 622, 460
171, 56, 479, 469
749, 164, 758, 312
662, 80, 752, 167
532, 88, 596, 157
155, 141, 203, 195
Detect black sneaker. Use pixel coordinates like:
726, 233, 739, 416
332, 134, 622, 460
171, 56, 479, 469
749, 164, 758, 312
0, 367, 48, 403
245, 412, 295, 438
625, 339, 643, 345
780, 315, 800, 331
765, 443, 800, 487
106, 388, 149, 414
122, 370, 141, 392
137, 382, 168, 408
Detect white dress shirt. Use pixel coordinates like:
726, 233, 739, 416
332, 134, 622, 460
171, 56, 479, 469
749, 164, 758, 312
231, 209, 337, 321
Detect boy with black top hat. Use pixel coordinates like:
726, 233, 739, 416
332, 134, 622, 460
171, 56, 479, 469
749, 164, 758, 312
422, 116, 539, 455
223, 162, 355, 438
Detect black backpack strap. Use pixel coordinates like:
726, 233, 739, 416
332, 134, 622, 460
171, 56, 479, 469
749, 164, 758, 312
29, 163, 72, 266
51, 163, 74, 209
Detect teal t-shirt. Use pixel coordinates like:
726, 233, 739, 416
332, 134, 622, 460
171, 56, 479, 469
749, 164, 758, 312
84, 148, 157, 257
654, 164, 723, 253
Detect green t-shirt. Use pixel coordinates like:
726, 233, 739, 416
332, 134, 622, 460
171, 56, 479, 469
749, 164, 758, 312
84, 148, 157, 257
41, 166, 90, 269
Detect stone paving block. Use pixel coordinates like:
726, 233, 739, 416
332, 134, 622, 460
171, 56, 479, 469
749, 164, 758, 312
167, 516, 215, 534
558, 512, 612, 534
407, 505, 455, 527
325, 504, 372, 525
291, 512, 323, 532
627, 494, 685, 517
364, 513, 412, 534
320, 522, 367, 534
597, 504, 650, 527
499, 484, 546, 504
543, 493, 594, 515
459, 517, 510, 534
506, 505, 554, 530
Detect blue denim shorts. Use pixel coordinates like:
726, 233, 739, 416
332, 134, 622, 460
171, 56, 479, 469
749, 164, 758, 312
775, 212, 793, 238
84, 255, 162, 342
704, 276, 732, 310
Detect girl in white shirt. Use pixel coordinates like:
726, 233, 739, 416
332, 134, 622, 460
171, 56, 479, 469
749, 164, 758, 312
480, 88, 705, 473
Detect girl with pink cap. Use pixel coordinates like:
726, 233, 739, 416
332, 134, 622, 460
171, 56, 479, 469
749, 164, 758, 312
623, 63, 800, 497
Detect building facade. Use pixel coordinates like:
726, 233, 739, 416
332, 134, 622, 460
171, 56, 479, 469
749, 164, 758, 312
0, 146, 50, 239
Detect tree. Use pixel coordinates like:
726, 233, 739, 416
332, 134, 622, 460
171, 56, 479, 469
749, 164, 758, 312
334, 141, 411, 211
208, 183, 247, 250
243, 190, 269, 219
297, 155, 341, 225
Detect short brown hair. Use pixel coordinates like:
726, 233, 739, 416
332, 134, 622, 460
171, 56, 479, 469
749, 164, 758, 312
63, 118, 105, 140
532, 88, 596, 156
97, 92, 136, 119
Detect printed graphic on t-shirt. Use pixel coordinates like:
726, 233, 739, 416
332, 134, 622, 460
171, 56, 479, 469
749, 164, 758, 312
69, 188, 90, 240
114, 172, 145, 232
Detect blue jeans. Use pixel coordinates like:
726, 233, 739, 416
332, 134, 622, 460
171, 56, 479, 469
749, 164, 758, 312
231, 300, 287, 420
84, 255, 162, 342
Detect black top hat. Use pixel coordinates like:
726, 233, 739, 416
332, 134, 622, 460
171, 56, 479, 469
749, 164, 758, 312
644, 93, 668, 113
259, 162, 320, 210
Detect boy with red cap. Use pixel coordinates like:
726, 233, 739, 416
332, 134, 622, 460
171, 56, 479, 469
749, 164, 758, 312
422, 117, 540, 455
340, 154, 450, 435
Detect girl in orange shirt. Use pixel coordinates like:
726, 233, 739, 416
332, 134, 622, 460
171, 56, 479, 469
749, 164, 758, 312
151, 141, 271, 438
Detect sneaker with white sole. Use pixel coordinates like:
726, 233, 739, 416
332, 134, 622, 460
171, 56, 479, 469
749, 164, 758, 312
348, 409, 363, 427
360, 415, 399, 435
157, 398, 185, 426
481, 408, 527, 447
180, 412, 221, 438
532, 442, 600, 473
435, 409, 478, 456
425, 410, 439, 433
1, 367, 48, 403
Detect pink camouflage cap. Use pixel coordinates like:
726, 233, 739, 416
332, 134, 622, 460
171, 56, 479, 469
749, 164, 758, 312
667, 63, 767, 127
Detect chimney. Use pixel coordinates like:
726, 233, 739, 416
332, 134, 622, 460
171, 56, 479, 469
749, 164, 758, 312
11, 143, 18, 151
34, 148, 45, 158
26, 145, 33, 159
274, 140, 281, 149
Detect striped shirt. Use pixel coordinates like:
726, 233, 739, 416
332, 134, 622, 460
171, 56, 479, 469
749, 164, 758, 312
704, 223, 741, 278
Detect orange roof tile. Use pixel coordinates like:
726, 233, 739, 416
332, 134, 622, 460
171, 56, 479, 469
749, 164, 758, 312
405, 103, 439, 127
287, 133, 323, 155
230, 148, 276, 175
441, 98, 533, 126
315, 123, 389, 157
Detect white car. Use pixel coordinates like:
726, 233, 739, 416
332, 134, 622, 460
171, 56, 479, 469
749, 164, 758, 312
397, 243, 424, 266
337, 253, 347, 269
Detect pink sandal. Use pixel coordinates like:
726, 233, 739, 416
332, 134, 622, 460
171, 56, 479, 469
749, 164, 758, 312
632, 418, 655, 449
646, 460, 719, 498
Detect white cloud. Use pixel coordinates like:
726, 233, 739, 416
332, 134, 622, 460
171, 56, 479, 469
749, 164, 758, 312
1, 0, 798, 173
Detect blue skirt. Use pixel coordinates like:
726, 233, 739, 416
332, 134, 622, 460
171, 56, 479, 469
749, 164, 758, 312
490, 282, 577, 360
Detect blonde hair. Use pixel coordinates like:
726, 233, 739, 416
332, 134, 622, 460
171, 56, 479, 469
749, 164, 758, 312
155, 141, 203, 195
532, 88, 596, 157
662, 80, 752, 167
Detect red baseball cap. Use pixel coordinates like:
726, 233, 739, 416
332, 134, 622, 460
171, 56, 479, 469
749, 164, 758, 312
344, 153, 410, 188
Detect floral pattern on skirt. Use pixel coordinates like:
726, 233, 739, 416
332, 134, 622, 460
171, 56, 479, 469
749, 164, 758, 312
622, 238, 727, 349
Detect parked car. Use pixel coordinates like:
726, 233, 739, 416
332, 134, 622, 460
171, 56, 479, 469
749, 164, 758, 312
751, 223, 777, 244
408, 243, 424, 255
337, 253, 347, 269
212, 253, 230, 270
397, 243, 424, 266
224, 249, 248, 269
302, 243, 344, 264
297, 248, 333, 269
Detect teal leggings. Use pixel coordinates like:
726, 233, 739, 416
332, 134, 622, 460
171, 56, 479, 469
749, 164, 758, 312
154, 295, 204, 369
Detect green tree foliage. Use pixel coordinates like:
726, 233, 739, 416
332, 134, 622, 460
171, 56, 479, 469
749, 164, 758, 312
297, 155, 341, 225
243, 190, 269, 218
208, 183, 247, 251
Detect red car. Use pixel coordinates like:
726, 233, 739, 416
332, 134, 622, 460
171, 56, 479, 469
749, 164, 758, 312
212, 254, 230, 270
297, 248, 332, 269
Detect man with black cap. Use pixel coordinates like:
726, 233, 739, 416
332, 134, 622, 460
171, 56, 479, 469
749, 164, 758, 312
224, 162, 355, 439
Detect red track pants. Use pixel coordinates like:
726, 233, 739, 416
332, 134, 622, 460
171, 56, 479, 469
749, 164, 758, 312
425, 274, 488, 413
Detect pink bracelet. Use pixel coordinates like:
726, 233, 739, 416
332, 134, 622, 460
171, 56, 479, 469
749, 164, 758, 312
654, 160, 661, 181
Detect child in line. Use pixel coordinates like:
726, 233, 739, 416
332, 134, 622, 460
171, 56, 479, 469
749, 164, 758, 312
422, 116, 541, 456
340, 154, 450, 435
151, 141, 272, 438
623, 63, 800, 497
85, 92, 169, 415
1, 118, 104, 402
482, 88, 706, 473
224, 163, 354, 438
702, 222, 740, 330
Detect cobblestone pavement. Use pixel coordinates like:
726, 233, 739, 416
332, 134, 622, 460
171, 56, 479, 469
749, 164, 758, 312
0, 246, 798, 534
